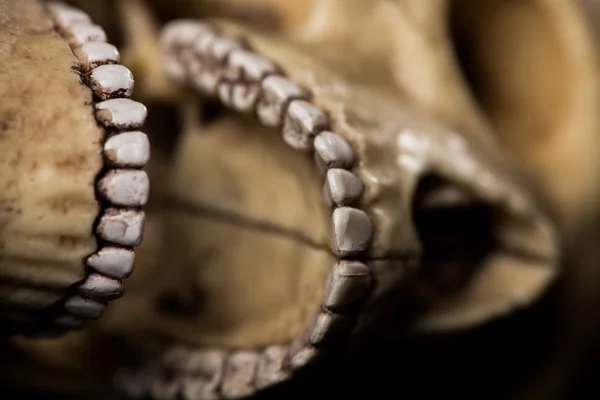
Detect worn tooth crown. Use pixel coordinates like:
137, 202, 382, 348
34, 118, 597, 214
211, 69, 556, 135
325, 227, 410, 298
325, 168, 364, 206
77, 273, 124, 301
221, 352, 259, 399
257, 75, 306, 127
97, 170, 150, 207
97, 209, 146, 247
331, 207, 374, 257
104, 131, 151, 168
314, 131, 356, 171
89, 64, 135, 100
86, 247, 135, 279
66, 22, 107, 47
323, 260, 371, 311
74, 42, 120, 72
283, 99, 329, 150
96, 98, 148, 130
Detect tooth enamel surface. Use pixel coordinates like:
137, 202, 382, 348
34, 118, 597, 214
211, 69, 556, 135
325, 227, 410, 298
86, 246, 135, 279
64, 296, 105, 319
95, 99, 148, 130
97, 209, 145, 246
257, 75, 305, 127
331, 207, 373, 257
89, 64, 135, 100
255, 346, 289, 389
326, 168, 364, 206
221, 352, 259, 399
227, 49, 277, 81
287, 340, 316, 370
65, 22, 106, 47
97, 170, 150, 207
283, 99, 329, 150
182, 350, 225, 400
211, 36, 246, 62
104, 131, 150, 168
308, 312, 349, 345
313, 131, 356, 171
324, 260, 371, 311
162, 20, 213, 48
77, 273, 124, 300
73, 42, 120, 72
231, 84, 260, 112
48, 5, 91, 30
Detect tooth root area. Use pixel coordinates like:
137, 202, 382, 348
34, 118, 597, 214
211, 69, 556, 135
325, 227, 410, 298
89, 65, 135, 100
73, 42, 120, 72
104, 131, 150, 168
331, 207, 373, 257
283, 100, 329, 150
308, 312, 350, 346
95, 98, 148, 130
314, 131, 356, 171
64, 296, 105, 319
86, 246, 135, 279
97, 209, 146, 247
227, 49, 278, 82
254, 346, 289, 390
48, 4, 92, 30
326, 168, 364, 206
65, 22, 107, 47
78, 273, 124, 301
221, 352, 259, 399
257, 75, 306, 128
324, 260, 371, 311
98, 170, 150, 207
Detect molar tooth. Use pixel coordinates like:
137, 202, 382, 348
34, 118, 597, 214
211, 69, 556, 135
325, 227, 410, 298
314, 131, 355, 171
211, 36, 246, 63
104, 131, 150, 168
78, 273, 124, 301
48, 5, 91, 31
231, 84, 260, 112
97, 209, 145, 247
325, 169, 364, 206
308, 312, 350, 346
218, 82, 233, 106
161, 20, 214, 48
221, 351, 259, 399
86, 246, 135, 279
73, 42, 120, 72
227, 49, 277, 81
52, 314, 85, 330
257, 75, 306, 127
89, 65, 135, 100
64, 296, 105, 319
95, 99, 148, 130
323, 260, 371, 311
97, 170, 150, 207
65, 22, 107, 47
330, 207, 373, 257
254, 346, 289, 390
182, 350, 225, 400
283, 100, 329, 150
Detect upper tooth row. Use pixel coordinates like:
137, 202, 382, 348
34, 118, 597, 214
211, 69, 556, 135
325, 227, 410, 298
46, 3, 150, 330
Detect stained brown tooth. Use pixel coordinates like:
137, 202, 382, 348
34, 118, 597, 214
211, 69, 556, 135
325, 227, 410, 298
97, 170, 150, 207
323, 260, 371, 311
73, 42, 120, 72
104, 131, 150, 168
95, 99, 148, 130
89, 65, 135, 100
65, 22, 107, 47
257, 75, 306, 127
221, 351, 259, 399
86, 246, 135, 279
283, 99, 329, 150
254, 346, 289, 390
64, 296, 105, 319
330, 207, 373, 257
325, 168, 364, 206
77, 273, 124, 301
313, 131, 355, 171
96, 209, 146, 247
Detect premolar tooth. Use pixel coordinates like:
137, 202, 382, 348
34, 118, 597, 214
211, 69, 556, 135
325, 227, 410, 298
221, 352, 259, 399
324, 260, 371, 311
65, 22, 107, 47
97, 170, 150, 207
325, 168, 364, 206
314, 131, 355, 171
89, 65, 135, 100
78, 273, 124, 301
86, 246, 135, 279
95, 99, 148, 130
331, 207, 373, 257
48, 4, 91, 31
73, 42, 120, 72
64, 296, 105, 319
254, 346, 289, 390
257, 75, 306, 127
283, 100, 329, 150
104, 131, 150, 168
308, 312, 350, 346
97, 209, 145, 247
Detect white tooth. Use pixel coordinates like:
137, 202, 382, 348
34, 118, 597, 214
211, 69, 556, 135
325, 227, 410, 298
218, 82, 233, 106
52, 314, 85, 330
95, 99, 148, 130
89, 65, 135, 100
97, 170, 150, 207
48, 5, 91, 30
330, 207, 373, 257
210, 36, 246, 62
65, 22, 107, 47
257, 75, 305, 127
326, 169, 364, 206
192, 70, 220, 94
104, 131, 150, 168
73, 42, 120, 72
221, 352, 259, 399
227, 49, 277, 81
64, 296, 105, 319
162, 53, 187, 82
231, 84, 260, 112
97, 209, 145, 247
78, 273, 124, 300
161, 20, 214, 48
313, 131, 355, 171
283, 100, 329, 150
323, 260, 370, 311
86, 246, 135, 279
254, 346, 289, 390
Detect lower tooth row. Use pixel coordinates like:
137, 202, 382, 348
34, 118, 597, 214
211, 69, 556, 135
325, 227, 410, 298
44, 2, 150, 333
160, 20, 377, 394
